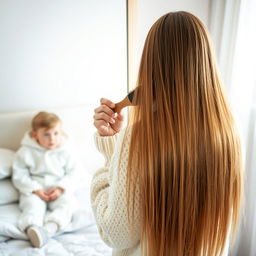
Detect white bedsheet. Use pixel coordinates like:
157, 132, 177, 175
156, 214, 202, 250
0, 203, 112, 256
0, 224, 112, 256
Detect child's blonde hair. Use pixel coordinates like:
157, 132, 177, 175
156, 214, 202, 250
32, 112, 61, 131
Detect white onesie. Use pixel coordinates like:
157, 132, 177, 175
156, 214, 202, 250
12, 131, 76, 232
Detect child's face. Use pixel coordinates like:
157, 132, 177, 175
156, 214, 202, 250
32, 123, 62, 150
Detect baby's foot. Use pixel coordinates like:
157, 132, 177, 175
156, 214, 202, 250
27, 225, 49, 248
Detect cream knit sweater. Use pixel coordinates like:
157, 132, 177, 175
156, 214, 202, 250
91, 127, 141, 256
91, 127, 230, 256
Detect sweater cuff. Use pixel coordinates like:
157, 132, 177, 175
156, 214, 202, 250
94, 132, 119, 160
22, 183, 43, 195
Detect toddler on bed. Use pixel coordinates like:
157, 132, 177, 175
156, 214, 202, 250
12, 111, 76, 248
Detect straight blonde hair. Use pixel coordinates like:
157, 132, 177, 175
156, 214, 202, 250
126, 11, 243, 256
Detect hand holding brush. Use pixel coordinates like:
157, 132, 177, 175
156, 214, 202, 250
93, 89, 137, 136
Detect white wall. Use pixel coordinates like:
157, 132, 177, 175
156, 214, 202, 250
0, 0, 127, 112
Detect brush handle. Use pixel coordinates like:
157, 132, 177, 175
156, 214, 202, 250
114, 90, 135, 112
114, 96, 133, 112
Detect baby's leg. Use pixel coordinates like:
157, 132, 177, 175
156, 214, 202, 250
18, 193, 47, 232
44, 221, 58, 236
45, 193, 73, 233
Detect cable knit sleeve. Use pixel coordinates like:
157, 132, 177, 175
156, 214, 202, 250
94, 131, 119, 165
91, 127, 141, 252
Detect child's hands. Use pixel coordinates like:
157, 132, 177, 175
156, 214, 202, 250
33, 190, 50, 201
33, 187, 64, 201
46, 187, 64, 201
94, 98, 124, 136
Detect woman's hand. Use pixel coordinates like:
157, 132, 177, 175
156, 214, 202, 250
94, 98, 124, 136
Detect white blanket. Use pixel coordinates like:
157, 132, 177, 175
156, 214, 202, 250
0, 203, 111, 256
0, 203, 94, 241
0, 224, 112, 256
0, 179, 96, 239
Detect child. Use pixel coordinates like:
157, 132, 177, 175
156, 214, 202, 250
12, 111, 76, 248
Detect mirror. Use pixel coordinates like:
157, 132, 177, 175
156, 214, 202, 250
0, 0, 126, 254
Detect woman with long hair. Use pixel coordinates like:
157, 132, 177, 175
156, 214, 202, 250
91, 11, 243, 256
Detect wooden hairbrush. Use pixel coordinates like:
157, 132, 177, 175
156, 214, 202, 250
114, 90, 136, 112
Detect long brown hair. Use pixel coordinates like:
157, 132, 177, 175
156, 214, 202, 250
126, 11, 243, 256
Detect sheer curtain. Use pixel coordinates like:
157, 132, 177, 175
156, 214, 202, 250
209, 0, 256, 255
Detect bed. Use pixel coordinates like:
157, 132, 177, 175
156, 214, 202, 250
0, 105, 112, 256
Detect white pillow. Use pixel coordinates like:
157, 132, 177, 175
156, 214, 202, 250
0, 235, 9, 242
0, 179, 19, 205
0, 148, 15, 179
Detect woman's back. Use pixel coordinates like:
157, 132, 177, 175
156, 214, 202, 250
126, 11, 243, 256
91, 11, 243, 256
